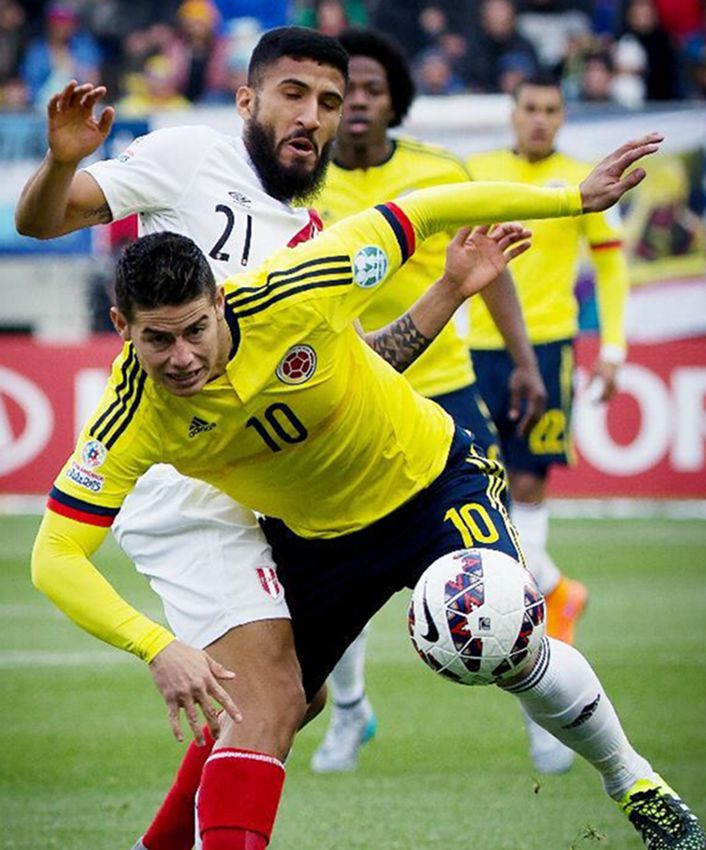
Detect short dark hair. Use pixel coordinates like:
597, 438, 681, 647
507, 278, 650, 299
114, 232, 216, 322
512, 71, 562, 101
337, 27, 415, 127
248, 26, 349, 88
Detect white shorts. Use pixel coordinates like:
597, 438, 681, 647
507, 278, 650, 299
113, 465, 290, 649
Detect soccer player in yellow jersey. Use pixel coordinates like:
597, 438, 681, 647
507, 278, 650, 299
466, 74, 631, 774
310, 26, 547, 775
32, 139, 706, 850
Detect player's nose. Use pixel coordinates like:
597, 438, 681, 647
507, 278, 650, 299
298, 95, 321, 130
170, 338, 195, 368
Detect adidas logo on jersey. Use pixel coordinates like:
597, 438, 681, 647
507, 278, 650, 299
188, 416, 216, 438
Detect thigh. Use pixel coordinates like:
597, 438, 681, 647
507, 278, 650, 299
504, 339, 574, 474
115, 467, 290, 648
206, 619, 306, 759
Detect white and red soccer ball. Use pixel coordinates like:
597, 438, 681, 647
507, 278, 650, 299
408, 548, 545, 686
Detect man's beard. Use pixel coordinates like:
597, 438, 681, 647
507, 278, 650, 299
243, 117, 333, 205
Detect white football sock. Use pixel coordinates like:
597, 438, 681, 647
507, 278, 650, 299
329, 626, 369, 707
505, 637, 654, 798
510, 501, 561, 596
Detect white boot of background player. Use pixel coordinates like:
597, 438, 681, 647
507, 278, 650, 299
311, 627, 377, 773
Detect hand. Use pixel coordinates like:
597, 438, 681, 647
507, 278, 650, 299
443, 223, 532, 301
579, 133, 663, 213
47, 80, 115, 166
586, 358, 620, 404
508, 364, 547, 436
149, 640, 242, 744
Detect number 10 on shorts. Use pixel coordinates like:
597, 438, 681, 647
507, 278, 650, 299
444, 503, 500, 547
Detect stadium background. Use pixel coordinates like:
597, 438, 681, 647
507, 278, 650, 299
0, 5, 704, 849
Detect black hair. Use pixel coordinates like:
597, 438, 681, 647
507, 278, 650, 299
114, 232, 216, 322
337, 27, 415, 127
248, 26, 349, 88
512, 70, 562, 101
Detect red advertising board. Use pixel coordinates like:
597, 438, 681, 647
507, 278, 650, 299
1, 334, 705, 497
550, 335, 706, 498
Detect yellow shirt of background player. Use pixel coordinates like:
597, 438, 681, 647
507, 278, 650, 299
318, 138, 476, 397
465, 150, 628, 352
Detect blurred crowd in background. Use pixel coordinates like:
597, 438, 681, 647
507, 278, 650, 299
1, 0, 704, 113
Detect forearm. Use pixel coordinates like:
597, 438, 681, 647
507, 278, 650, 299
592, 246, 629, 356
479, 269, 538, 369
395, 182, 582, 245
15, 152, 80, 238
31, 510, 174, 662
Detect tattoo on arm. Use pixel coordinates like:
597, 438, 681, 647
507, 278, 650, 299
82, 202, 112, 223
366, 313, 432, 373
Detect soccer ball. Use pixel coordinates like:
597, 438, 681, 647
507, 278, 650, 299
408, 548, 545, 686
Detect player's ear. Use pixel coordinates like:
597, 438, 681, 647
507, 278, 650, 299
214, 285, 225, 320
236, 85, 256, 120
110, 306, 131, 341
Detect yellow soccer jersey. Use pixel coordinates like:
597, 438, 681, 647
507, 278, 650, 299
465, 150, 628, 352
317, 138, 476, 397
35, 179, 582, 660
48, 180, 582, 539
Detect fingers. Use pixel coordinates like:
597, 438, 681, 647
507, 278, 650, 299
51, 80, 107, 113
504, 240, 532, 261
97, 105, 116, 136
613, 142, 660, 175
167, 701, 185, 743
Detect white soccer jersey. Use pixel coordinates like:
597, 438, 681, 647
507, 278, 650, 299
84, 124, 321, 280
84, 124, 324, 644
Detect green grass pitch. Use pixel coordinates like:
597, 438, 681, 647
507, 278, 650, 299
1, 515, 704, 849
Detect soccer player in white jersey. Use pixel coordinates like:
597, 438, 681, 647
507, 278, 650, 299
16, 27, 353, 850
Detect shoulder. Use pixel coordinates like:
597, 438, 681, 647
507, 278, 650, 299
551, 152, 592, 180
465, 149, 510, 176
395, 137, 470, 181
131, 124, 225, 154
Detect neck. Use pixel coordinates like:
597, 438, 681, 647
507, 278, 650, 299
516, 147, 554, 164
211, 319, 232, 379
334, 135, 393, 170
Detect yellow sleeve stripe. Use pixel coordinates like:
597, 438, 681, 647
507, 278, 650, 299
88, 346, 148, 450
226, 254, 352, 318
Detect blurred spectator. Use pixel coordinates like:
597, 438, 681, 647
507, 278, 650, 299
611, 33, 647, 107
372, 0, 426, 58
170, 0, 229, 102
295, 0, 367, 37
0, 74, 29, 108
118, 54, 190, 115
497, 48, 537, 92
0, 0, 26, 84
516, 0, 591, 74
652, 0, 703, 44
414, 47, 465, 93
20, 3, 101, 106
620, 0, 679, 100
683, 32, 706, 98
213, 0, 288, 30
578, 49, 615, 101
464, 0, 540, 92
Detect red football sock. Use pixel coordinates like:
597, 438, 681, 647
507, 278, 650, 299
143, 725, 215, 850
198, 748, 286, 850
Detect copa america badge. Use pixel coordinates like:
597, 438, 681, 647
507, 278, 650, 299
81, 439, 107, 469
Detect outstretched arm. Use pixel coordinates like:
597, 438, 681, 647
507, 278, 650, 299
395, 134, 662, 243
31, 508, 241, 743
15, 81, 114, 238
365, 223, 531, 371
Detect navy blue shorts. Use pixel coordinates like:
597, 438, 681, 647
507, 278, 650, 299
431, 384, 503, 463
262, 428, 523, 701
471, 339, 574, 476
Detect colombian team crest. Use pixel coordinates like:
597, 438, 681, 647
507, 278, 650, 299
353, 245, 388, 288
276, 344, 317, 384
81, 439, 107, 469
256, 567, 284, 602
